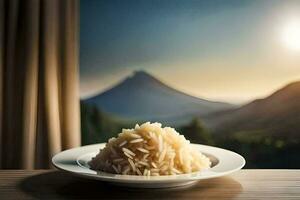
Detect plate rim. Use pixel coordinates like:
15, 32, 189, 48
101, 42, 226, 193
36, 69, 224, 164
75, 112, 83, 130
52, 143, 245, 183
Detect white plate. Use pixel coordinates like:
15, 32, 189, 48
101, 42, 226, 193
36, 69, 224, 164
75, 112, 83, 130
52, 143, 245, 188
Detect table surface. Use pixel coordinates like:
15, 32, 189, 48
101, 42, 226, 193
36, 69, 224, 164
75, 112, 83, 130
0, 170, 299, 200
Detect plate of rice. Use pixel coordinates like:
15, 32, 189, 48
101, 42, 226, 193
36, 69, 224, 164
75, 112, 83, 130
52, 122, 245, 188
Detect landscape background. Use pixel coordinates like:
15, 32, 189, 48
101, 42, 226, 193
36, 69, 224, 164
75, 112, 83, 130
80, 0, 300, 168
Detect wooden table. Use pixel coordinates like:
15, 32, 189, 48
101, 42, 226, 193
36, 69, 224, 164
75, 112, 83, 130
0, 170, 299, 199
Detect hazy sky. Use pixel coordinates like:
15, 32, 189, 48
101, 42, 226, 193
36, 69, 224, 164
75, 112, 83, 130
80, 0, 300, 104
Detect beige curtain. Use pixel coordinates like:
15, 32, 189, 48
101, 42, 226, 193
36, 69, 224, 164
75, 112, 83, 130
0, 0, 81, 169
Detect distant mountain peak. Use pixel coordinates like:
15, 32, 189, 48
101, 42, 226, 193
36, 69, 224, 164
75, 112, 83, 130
130, 70, 156, 80
133, 70, 151, 77
83, 70, 234, 124
124, 70, 161, 86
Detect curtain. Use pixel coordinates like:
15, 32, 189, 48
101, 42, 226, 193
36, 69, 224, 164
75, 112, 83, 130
0, 0, 81, 169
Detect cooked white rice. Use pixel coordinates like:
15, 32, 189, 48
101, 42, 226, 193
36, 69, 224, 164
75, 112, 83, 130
89, 122, 211, 176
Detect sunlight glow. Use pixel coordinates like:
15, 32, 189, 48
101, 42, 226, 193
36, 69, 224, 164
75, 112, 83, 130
282, 19, 300, 50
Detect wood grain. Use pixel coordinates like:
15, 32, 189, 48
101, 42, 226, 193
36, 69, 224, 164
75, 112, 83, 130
0, 170, 299, 200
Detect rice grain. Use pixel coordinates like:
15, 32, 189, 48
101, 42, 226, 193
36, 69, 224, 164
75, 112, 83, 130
89, 122, 211, 176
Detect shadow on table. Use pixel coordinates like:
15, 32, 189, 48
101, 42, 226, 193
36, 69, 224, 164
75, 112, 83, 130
19, 171, 243, 199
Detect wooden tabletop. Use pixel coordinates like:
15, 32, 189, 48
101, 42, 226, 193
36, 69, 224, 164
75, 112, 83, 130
0, 170, 299, 200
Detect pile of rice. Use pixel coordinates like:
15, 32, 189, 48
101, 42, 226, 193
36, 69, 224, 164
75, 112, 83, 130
89, 122, 211, 176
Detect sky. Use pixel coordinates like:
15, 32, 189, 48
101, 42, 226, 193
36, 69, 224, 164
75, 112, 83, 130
80, 0, 300, 104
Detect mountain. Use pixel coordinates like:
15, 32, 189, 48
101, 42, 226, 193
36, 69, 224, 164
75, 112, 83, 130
205, 81, 300, 139
82, 70, 234, 125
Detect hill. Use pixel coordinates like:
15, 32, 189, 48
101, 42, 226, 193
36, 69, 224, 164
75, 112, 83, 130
206, 81, 300, 140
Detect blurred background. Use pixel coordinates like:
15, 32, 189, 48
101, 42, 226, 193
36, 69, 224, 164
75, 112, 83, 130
80, 0, 300, 169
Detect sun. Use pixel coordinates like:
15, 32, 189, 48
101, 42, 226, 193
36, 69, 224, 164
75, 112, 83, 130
281, 19, 300, 50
